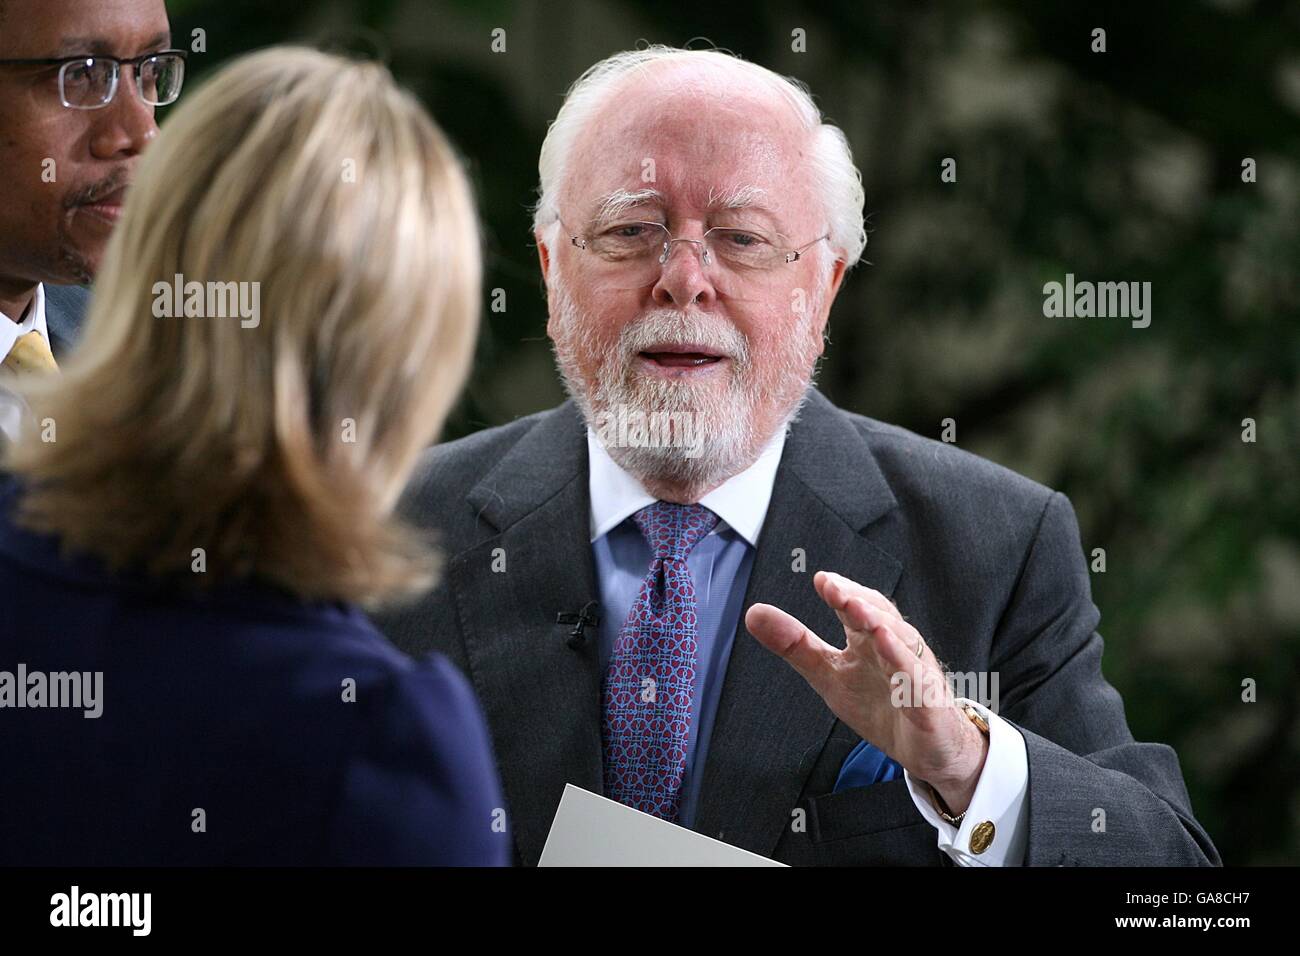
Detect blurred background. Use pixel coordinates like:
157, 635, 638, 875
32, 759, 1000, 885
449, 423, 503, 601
163, 0, 1300, 864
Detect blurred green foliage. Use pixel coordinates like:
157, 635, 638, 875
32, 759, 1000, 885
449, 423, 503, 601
163, 0, 1300, 864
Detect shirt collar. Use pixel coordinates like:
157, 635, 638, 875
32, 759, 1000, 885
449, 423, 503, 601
0, 284, 49, 361
587, 424, 787, 546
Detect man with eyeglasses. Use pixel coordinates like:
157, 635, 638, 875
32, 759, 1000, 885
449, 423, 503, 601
378, 46, 1219, 868
0, 0, 182, 442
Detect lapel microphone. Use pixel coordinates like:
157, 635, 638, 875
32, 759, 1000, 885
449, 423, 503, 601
556, 601, 601, 650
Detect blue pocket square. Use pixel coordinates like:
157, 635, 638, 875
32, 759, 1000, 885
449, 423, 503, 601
833, 740, 903, 792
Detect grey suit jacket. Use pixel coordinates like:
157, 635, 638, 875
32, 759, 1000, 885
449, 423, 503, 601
376, 388, 1221, 867
43, 284, 89, 361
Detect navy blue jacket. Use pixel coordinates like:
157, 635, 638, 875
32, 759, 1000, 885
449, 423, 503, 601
0, 474, 509, 865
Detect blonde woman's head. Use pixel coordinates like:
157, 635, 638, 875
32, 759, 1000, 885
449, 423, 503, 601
5, 46, 481, 607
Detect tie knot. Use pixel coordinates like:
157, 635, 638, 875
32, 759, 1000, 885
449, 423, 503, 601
632, 501, 718, 563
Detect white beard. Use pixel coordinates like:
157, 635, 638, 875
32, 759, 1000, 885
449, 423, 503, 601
548, 265, 827, 494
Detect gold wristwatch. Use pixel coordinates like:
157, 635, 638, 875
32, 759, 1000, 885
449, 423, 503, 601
926, 702, 990, 826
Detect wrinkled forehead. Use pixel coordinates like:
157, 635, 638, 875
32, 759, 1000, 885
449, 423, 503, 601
564, 66, 819, 233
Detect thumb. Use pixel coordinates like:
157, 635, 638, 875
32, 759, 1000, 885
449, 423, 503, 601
745, 603, 836, 690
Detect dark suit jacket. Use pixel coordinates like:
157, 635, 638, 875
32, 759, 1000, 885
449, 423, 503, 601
0, 474, 509, 866
43, 284, 89, 362
376, 388, 1221, 866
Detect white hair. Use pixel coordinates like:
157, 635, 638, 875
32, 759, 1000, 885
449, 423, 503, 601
532, 45, 867, 269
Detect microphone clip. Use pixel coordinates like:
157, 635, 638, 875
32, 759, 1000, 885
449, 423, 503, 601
556, 601, 601, 649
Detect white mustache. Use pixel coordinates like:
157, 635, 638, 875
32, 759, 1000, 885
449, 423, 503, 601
616, 311, 749, 366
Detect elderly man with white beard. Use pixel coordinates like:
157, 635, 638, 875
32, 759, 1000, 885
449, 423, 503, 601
377, 46, 1219, 867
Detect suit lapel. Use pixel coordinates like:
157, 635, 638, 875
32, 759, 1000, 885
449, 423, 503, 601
694, 389, 904, 856
448, 401, 605, 865
43, 285, 88, 362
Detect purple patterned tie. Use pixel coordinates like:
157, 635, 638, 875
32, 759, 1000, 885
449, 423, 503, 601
601, 501, 719, 821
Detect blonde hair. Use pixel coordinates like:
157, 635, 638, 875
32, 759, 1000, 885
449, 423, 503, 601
5, 46, 481, 608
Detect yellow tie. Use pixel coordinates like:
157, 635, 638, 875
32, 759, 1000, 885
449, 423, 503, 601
2, 331, 59, 376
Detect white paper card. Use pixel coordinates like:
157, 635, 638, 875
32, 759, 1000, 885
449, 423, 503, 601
538, 784, 787, 867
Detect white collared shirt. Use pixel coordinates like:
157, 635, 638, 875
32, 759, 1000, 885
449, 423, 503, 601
587, 425, 786, 546
585, 420, 1030, 866
0, 283, 50, 444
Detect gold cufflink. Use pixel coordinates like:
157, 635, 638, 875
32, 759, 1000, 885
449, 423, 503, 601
969, 820, 996, 854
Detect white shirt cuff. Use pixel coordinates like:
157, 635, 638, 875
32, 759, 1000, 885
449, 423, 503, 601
903, 697, 1029, 866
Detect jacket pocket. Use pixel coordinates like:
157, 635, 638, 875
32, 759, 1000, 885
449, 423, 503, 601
808, 777, 928, 844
